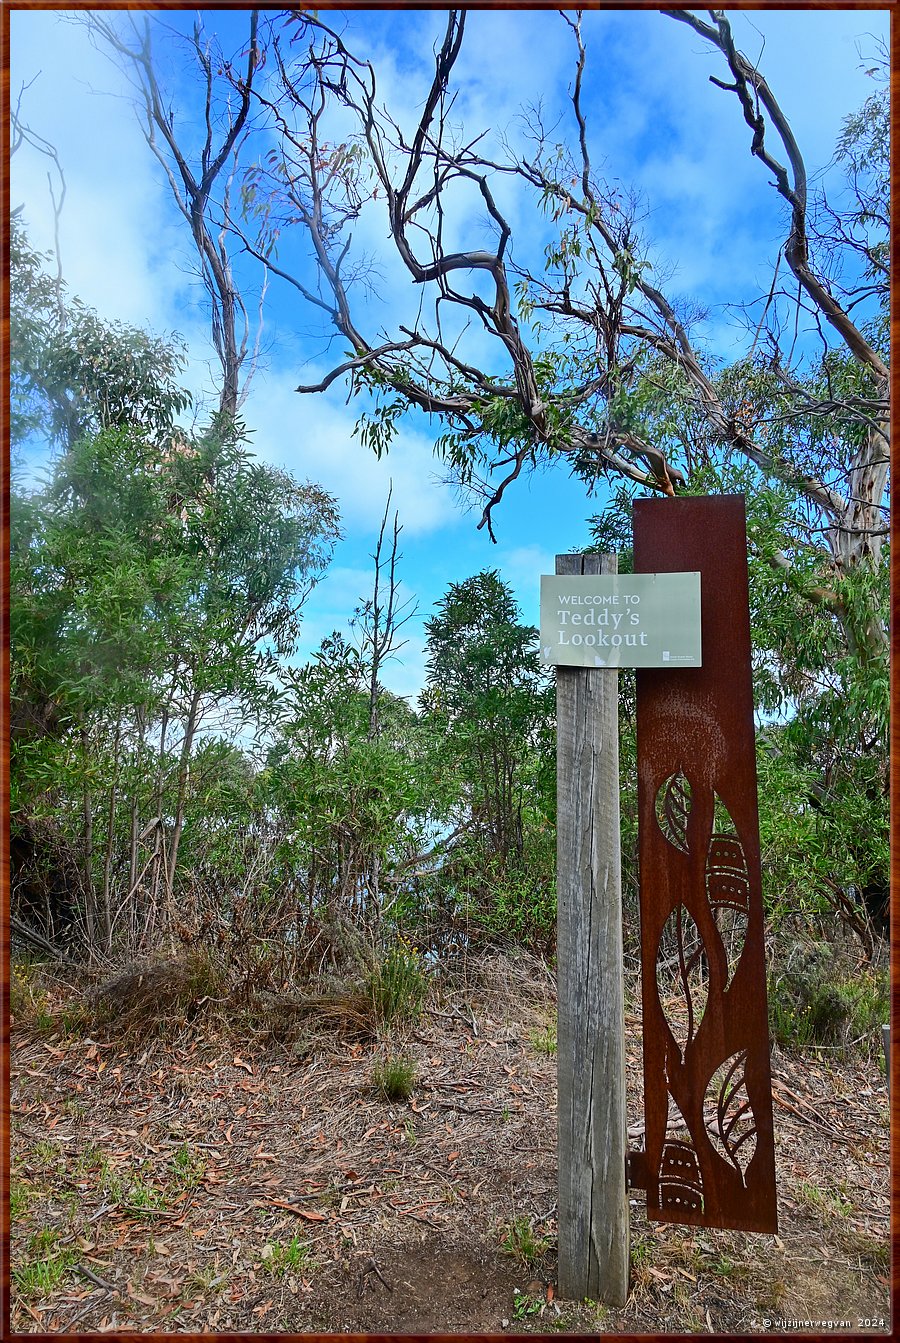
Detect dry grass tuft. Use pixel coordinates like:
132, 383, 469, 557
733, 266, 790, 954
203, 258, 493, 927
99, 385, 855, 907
248, 989, 377, 1046
89, 952, 222, 1039
89, 954, 380, 1047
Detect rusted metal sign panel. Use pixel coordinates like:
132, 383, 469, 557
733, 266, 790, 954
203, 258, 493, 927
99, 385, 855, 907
632, 495, 778, 1233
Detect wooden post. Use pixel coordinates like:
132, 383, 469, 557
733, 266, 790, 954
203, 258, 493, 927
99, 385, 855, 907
555, 552, 630, 1305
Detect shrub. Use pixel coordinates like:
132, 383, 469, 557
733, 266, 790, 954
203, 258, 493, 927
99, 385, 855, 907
769, 941, 889, 1054
528, 1012, 557, 1056
368, 938, 428, 1025
9, 963, 53, 1032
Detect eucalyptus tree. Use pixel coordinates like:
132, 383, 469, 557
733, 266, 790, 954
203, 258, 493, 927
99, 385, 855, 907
10, 227, 341, 954
79, 8, 266, 420
227, 12, 887, 623
82, 9, 888, 948
238, 8, 887, 950
10, 219, 191, 457
422, 572, 556, 945
85, 9, 887, 654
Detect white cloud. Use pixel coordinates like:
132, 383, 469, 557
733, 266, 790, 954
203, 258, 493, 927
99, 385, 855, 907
241, 367, 462, 538
12, 14, 177, 325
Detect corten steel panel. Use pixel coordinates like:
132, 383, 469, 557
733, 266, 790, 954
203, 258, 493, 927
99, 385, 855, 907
633, 495, 777, 1233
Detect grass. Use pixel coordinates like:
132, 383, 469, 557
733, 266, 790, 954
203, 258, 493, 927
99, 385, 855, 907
628, 1233, 655, 1289
797, 1179, 852, 1223
32, 1139, 61, 1166
497, 1215, 551, 1265
10, 962, 90, 1039
10, 963, 51, 1027
190, 1261, 230, 1293
169, 1143, 206, 1190
124, 1178, 170, 1217
705, 1251, 750, 1282
13, 1230, 78, 1299
582, 1299, 610, 1327
10, 1181, 32, 1220
260, 1235, 313, 1278
527, 1014, 557, 1056
372, 1052, 417, 1101
71, 1145, 104, 1177
834, 1226, 890, 1270
754, 1274, 788, 1314
368, 938, 428, 1025
98, 1158, 126, 1201
90, 949, 229, 1041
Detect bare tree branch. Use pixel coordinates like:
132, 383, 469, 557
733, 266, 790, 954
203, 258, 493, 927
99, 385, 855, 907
81, 10, 264, 419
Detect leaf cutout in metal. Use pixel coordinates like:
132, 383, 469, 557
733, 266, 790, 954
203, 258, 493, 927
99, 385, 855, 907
656, 903, 708, 1058
663, 1081, 691, 1137
704, 1049, 757, 1186
706, 793, 750, 988
658, 1092, 704, 1215
712, 792, 738, 836
655, 770, 692, 853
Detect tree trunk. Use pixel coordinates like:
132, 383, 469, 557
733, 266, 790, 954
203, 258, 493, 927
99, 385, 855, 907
166, 689, 202, 925
101, 714, 122, 954
79, 720, 97, 949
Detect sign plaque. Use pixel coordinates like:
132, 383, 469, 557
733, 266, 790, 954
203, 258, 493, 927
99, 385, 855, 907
539, 571, 702, 669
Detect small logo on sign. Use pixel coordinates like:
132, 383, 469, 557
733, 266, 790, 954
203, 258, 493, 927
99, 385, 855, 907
663, 651, 670, 661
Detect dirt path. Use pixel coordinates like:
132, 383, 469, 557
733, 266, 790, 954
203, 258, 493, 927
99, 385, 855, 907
9, 954, 890, 1333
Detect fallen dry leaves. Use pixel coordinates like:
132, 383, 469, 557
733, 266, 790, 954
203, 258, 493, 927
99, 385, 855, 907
8, 952, 891, 1334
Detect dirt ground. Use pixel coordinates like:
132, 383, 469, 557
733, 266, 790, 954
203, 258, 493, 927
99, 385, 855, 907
8, 951, 891, 1335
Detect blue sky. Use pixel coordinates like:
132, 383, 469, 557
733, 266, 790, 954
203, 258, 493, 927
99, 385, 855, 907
9, 6, 889, 703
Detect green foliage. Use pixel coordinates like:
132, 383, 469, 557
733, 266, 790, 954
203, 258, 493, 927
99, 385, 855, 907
769, 943, 889, 1054
797, 1179, 852, 1223
512, 1288, 544, 1320
368, 938, 428, 1025
756, 723, 887, 951
260, 1235, 313, 1278
456, 847, 556, 952
421, 571, 556, 948
10, 218, 190, 454
372, 1052, 417, 1101
527, 1012, 557, 1056
266, 633, 454, 943
10, 1181, 32, 1221
12, 1230, 76, 1294
497, 1216, 551, 1265
10, 226, 341, 958
124, 1179, 170, 1218
169, 1144, 207, 1191
592, 449, 888, 957
9, 963, 51, 1027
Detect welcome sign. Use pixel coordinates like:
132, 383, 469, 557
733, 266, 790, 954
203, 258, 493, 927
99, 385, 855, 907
539, 572, 702, 668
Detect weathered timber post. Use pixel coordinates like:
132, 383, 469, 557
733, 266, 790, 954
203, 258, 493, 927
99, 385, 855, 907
555, 552, 630, 1305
